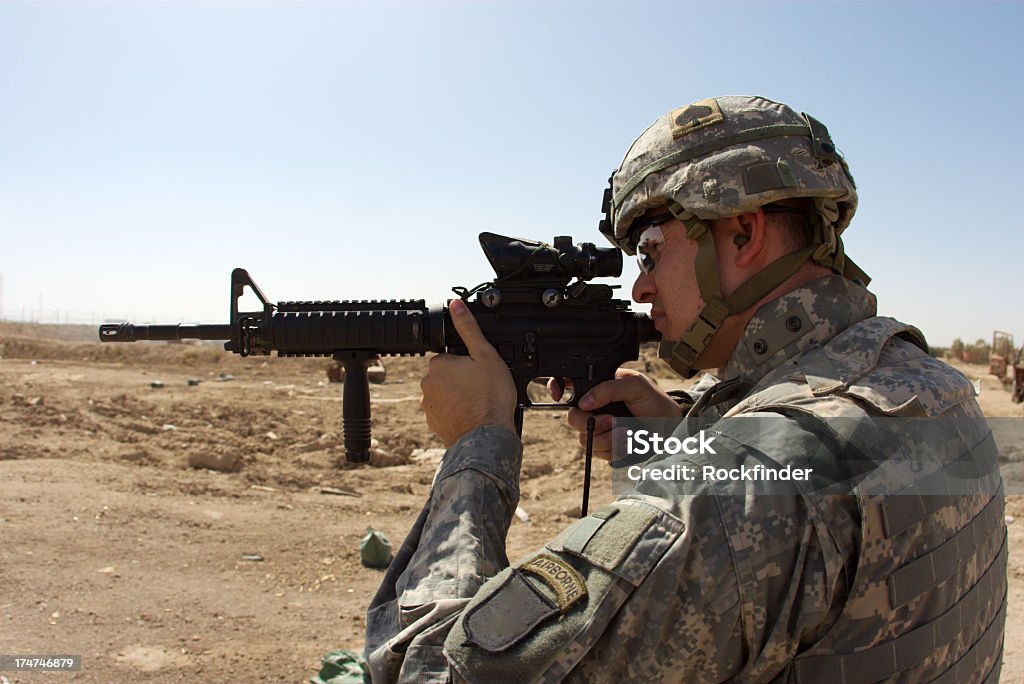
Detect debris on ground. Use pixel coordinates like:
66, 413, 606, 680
310, 649, 369, 684
188, 449, 241, 472
360, 527, 393, 569
320, 486, 361, 498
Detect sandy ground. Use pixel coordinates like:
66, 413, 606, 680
1, 322, 1022, 682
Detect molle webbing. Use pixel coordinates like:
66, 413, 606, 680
880, 432, 998, 537
792, 535, 1007, 684
929, 590, 1005, 684
887, 486, 1005, 610
612, 124, 812, 209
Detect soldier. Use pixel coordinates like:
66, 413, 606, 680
364, 96, 1006, 682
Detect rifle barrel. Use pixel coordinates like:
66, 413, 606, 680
99, 323, 233, 342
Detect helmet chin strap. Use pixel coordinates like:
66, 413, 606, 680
658, 207, 869, 379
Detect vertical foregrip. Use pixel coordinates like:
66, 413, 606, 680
340, 353, 373, 463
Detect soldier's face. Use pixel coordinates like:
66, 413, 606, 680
630, 210, 704, 341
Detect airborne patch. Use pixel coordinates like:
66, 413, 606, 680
669, 98, 724, 138
520, 554, 587, 611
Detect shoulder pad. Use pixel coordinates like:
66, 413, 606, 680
797, 317, 973, 417
729, 317, 975, 418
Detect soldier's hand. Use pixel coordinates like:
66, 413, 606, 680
420, 299, 518, 447
554, 369, 681, 461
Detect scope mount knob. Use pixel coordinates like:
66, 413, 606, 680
481, 288, 502, 308
542, 289, 563, 308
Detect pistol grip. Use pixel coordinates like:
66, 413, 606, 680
595, 400, 632, 418
569, 378, 633, 419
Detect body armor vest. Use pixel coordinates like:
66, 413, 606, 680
723, 317, 1007, 683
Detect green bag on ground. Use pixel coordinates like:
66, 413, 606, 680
310, 649, 369, 684
360, 526, 393, 568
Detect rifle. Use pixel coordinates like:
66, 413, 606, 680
99, 233, 659, 510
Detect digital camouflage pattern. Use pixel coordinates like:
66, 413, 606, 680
364, 276, 1005, 683
364, 425, 523, 682
601, 95, 857, 256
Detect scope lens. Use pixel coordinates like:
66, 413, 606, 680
577, 242, 622, 279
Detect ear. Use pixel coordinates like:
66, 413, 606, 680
731, 209, 768, 268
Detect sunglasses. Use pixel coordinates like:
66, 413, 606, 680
631, 213, 675, 274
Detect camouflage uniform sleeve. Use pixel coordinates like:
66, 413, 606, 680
441, 415, 857, 683
364, 425, 523, 683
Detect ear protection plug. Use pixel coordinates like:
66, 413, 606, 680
733, 234, 750, 247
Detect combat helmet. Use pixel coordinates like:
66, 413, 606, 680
598, 95, 869, 378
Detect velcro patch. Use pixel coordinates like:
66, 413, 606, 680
520, 554, 588, 611
462, 570, 559, 653
669, 98, 724, 138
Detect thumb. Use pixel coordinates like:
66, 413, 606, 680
449, 298, 499, 361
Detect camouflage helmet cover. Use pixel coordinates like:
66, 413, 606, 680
601, 95, 858, 255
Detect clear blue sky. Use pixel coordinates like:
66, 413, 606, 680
2, 1, 1021, 347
